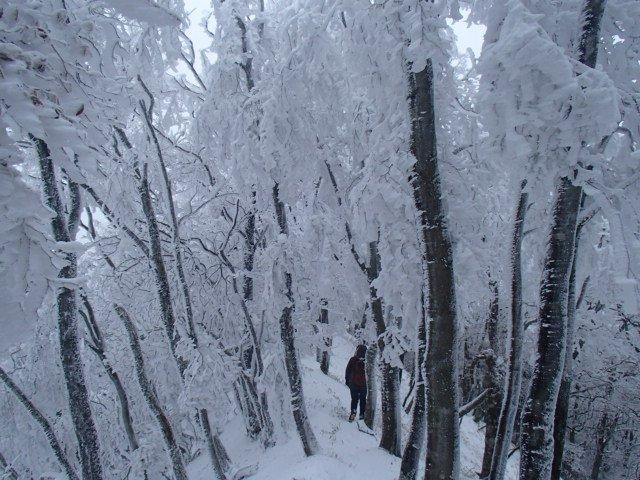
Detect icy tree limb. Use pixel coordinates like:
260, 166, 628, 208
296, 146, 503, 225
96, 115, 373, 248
458, 389, 490, 418
0, 366, 80, 480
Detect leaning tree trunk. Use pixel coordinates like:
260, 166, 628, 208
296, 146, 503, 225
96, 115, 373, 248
408, 59, 459, 480
139, 79, 198, 345
80, 296, 140, 453
399, 291, 427, 480
0, 366, 80, 480
0, 451, 18, 480
80, 211, 142, 454
34, 137, 103, 480
139, 84, 242, 461
489, 183, 528, 480
481, 280, 502, 479
369, 241, 402, 457
520, 3, 606, 479
273, 183, 319, 456
115, 305, 188, 480
200, 409, 228, 480
138, 163, 183, 370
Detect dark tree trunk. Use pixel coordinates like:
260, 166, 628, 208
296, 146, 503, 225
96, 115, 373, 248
200, 409, 228, 480
138, 163, 183, 370
139, 80, 198, 346
408, 59, 459, 480
364, 342, 377, 430
369, 241, 401, 457
219, 249, 273, 444
0, 451, 18, 480
118, 127, 235, 466
318, 303, 331, 375
399, 291, 427, 480
481, 281, 502, 479
590, 412, 617, 480
34, 137, 103, 480
0, 366, 80, 480
115, 305, 188, 480
273, 183, 319, 456
551, 195, 593, 480
489, 184, 528, 480
80, 296, 140, 453
520, 178, 583, 479
520, 3, 606, 478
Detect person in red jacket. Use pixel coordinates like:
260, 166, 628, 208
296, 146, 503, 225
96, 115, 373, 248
345, 344, 367, 422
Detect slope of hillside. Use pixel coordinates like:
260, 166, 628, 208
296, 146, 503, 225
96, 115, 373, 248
189, 336, 519, 480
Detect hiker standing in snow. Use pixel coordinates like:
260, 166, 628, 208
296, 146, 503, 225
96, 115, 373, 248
345, 344, 367, 422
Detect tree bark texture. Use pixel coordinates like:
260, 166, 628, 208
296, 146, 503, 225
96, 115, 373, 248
408, 59, 460, 480
34, 137, 103, 480
273, 183, 319, 456
489, 185, 528, 480
550, 194, 588, 480
115, 305, 188, 480
0, 366, 80, 480
519, 177, 583, 480
399, 291, 427, 480
520, 2, 606, 478
364, 342, 377, 430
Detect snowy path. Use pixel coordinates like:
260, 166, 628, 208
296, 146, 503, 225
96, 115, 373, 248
189, 336, 518, 480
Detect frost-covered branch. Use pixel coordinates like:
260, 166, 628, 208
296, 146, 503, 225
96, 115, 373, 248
0, 366, 80, 480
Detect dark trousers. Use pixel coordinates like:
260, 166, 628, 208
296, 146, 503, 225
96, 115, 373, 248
350, 385, 367, 416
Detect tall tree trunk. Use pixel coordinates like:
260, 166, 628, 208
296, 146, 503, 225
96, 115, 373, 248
550, 196, 594, 480
272, 183, 319, 456
116, 128, 232, 469
489, 184, 528, 480
138, 163, 183, 370
139, 82, 243, 459
481, 281, 502, 478
408, 59, 459, 480
520, 3, 606, 478
139, 79, 198, 345
80, 296, 140, 453
399, 291, 427, 480
369, 241, 402, 457
34, 137, 103, 480
519, 177, 582, 480
0, 366, 80, 480
115, 305, 188, 480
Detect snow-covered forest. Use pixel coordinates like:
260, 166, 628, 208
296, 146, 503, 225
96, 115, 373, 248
1, 0, 639, 479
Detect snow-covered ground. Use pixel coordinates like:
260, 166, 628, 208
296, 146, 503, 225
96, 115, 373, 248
189, 336, 519, 480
